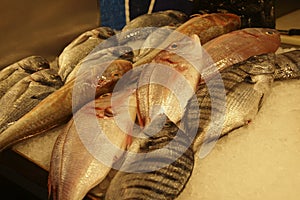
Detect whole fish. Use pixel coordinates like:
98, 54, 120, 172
0, 59, 132, 151
58, 27, 116, 81
133, 12, 241, 67
0, 69, 63, 133
183, 53, 276, 155
136, 33, 202, 126
0, 56, 50, 98
201, 28, 281, 81
65, 45, 134, 83
274, 50, 300, 80
105, 114, 195, 200
49, 91, 137, 200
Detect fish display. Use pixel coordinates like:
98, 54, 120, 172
0, 69, 63, 133
0, 55, 50, 98
105, 114, 195, 200
274, 50, 300, 80
201, 28, 281, 81
0, 59, 132, 151
184, 53, 276, 154
58, 27, 116, 82
49, 92, 137, 200
133, 12, 242, 67
65, 45, 134, 83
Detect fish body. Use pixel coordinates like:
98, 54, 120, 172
49, 92, 137, 200
0, 69, 63, 133
183, 53, 276, 153
176, 13, 241, 44
65, 45, 134, 83
137, 34, 202, 126
201, 28, 280, 81
0, 60, 132, 151
105, 115, 194, 200
0, 56, 49, 98
58, 27, 116, 81
274, 50, 300, 80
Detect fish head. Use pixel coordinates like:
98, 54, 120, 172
163, 10, 188, 23
243, 28, 281, 52
240, 53, 276, 76
21, 56, 50, 72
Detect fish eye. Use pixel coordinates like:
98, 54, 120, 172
265, 31, 274, 35
169, 43, 178, 49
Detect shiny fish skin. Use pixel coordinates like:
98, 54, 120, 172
65, 45, 134, 83
49, 92, 137, 200
201, 28, 280, 81
274, 50, 300, 80
0, 56, 50, 98
105, 115, 194, 200
0, 60, 132, 151
176, 13, 241, 44
136, 34, 202, 126
184, 53, 276, 152
58, 27, 116, 82
0, 69, 63, 133
133, 13, 241, 68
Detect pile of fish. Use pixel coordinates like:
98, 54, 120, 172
0, 10, 300, 200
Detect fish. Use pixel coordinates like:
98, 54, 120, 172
201, 28, 281, 81
0, 59, 132, 151
58, 27, 117, 82
183, 53, 276, 155
0, 69, 63, 133
136, 33, 202, 126
274, 50, 300, 80
65, 45, 134, 83
0, 56, 50, 98
105, 114, 195, 200
49, 91, 137, 200
176, 13, 241, 44
133, 12, 241, 67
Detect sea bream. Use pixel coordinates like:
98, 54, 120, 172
183, 53, 277, 155
0, 55, 50, 99
105, 114, 195, 200
201, 28, 281, 81
0, 59, 132, 151
0, 69, 63, 133
274, 50, 300, 80
58, 27, 116, 82
49, 91, 137, 200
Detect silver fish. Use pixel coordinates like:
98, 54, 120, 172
105, 114, 194, 200
0, 56, 49, 98
274, 50, 300, 80
183, 53, 276, 154
0, 69, 63, 133
65, 45, 134, 83
58, 27, 116, 81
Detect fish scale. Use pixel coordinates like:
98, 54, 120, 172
105, 115, 194, 200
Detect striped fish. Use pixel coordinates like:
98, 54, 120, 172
274, 50, 300, 80
184, 53, 276, 155
105, 114, 195, 200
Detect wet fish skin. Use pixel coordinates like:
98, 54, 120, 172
201, 28, 280, 81
65, 45, 134, 83
0, 69, 63, 133
0, 56, 50, 98
49, 92, 137, 200
274, 50, 300, 80
0, 60, 132, 151
133, 13, 241, 68
137, 34, 202, 126
105, 115, 194, 200
176, 13, 241, 44
183, 53, 276, 152
58, 27, 116, 82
